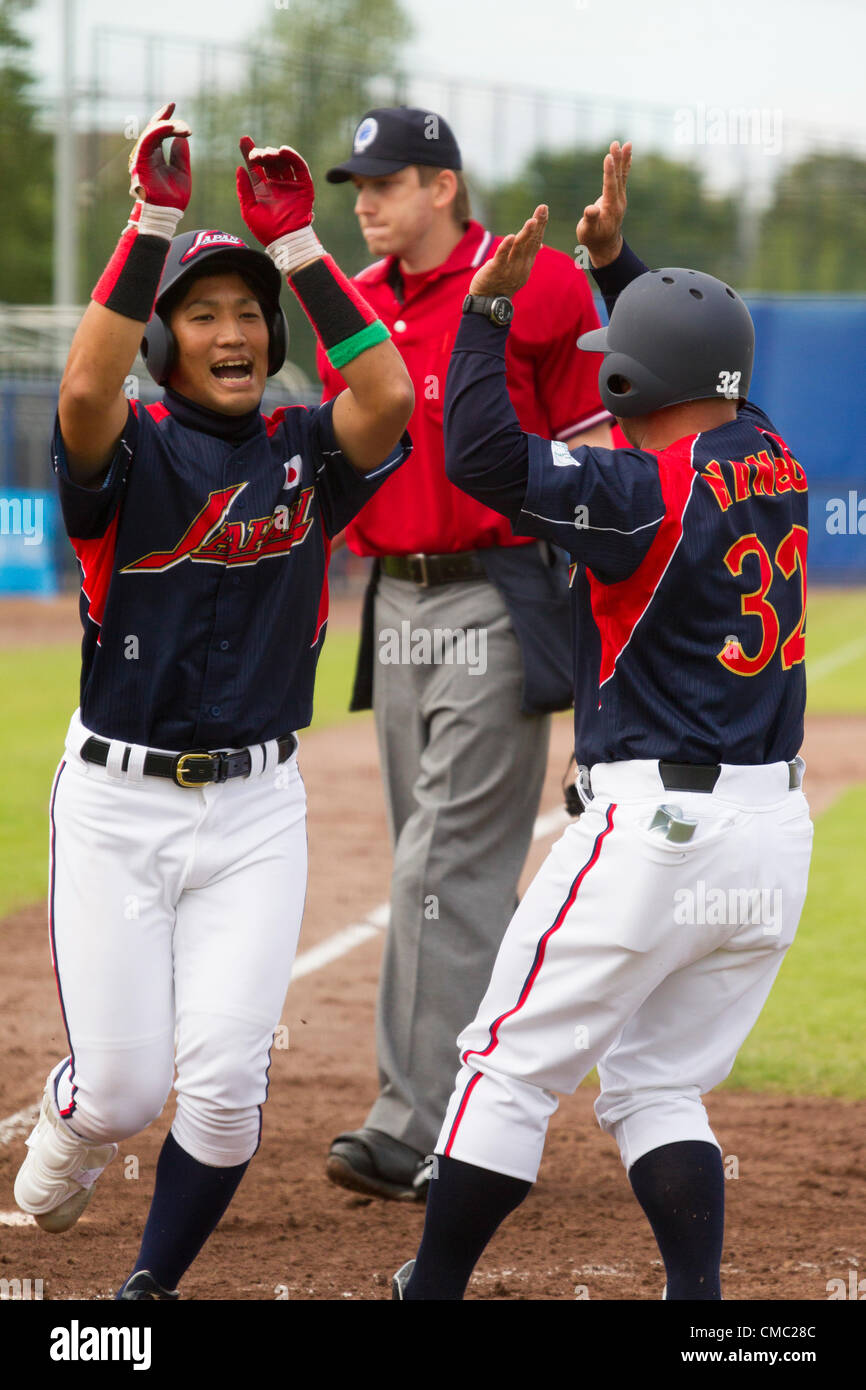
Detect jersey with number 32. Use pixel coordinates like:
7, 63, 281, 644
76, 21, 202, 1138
519, 400, 808, 766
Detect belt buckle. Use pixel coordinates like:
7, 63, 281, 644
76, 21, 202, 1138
174, 751, 214, 788
408, 553, 430, 587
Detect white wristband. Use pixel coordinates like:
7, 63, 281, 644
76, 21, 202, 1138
267, 225, 325, 277
136, 202, 185, 240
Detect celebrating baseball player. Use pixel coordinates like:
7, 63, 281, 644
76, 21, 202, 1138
318, 107, 615, 1201
13, 103, 412, 1299
392, 141, 813, 1300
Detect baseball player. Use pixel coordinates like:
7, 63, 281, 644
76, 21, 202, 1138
12, 103, 412, 1299
318, 108, 616, 1200
392, 141, 813, 1300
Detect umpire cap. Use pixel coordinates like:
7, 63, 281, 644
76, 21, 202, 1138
326, 107, 462, 182
577, 268, 754, 418
142, 230, 288, 385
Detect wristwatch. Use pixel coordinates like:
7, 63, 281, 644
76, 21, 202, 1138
461, 293, 514, 326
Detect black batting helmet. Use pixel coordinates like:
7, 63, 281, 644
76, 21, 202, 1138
577, 268, 754, 418
141, 229, 289, 385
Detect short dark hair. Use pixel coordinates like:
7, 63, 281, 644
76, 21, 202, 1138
415, 165, 471, 228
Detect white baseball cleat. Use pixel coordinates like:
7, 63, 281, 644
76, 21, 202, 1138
14, 1085, 117, 1233
391, 1259, 415, 1300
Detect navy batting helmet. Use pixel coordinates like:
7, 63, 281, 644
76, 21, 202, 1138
577, 268, 754, 419
141, 229, 289, 385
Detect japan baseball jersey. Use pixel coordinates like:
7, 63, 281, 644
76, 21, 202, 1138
53, 394, 410, 748
444, 313, 807, 766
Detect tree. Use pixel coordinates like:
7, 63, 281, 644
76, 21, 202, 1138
482, 146, 741, 289
79, 0, 413, 382
0, 0, 53, 302
750, 154, 866, 292
190, 0, 415, 381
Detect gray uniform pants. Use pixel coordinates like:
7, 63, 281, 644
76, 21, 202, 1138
366, 573, 551, 1153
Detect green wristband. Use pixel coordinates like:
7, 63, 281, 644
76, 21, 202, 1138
327, 320, 390, 370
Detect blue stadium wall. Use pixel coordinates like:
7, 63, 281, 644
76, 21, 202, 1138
0, 295, 864, 595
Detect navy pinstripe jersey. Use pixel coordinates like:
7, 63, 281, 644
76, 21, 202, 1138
444, 314, 808, 767
53, 396, 410, 749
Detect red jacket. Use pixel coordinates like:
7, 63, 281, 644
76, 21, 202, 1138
318, 220, 611, 556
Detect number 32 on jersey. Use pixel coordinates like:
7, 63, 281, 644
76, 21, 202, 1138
718, 524, 807, 676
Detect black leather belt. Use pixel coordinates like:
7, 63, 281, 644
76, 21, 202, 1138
659, 761, 800, 792
380, 551, 487, 587
80, 735, 297, 789
659, 762, 722, 792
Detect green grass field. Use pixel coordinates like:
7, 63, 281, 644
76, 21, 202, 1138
801, 588, 866, 713
725, 782, 866, 1097
1, 589, 864, 1096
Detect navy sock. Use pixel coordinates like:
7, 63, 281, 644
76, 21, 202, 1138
120, 1131, 249, 1294
404, 1154, 532, 1300
628, 1140, 724, 1300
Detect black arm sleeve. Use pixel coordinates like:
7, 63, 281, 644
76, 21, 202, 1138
444, 311, 664, 584
590, 240, 650, 319
443, 312, 530, 523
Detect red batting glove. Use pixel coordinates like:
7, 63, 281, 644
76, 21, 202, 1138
129, 102, 191, 210
236, 137, 314, 240
236, 137, 324, 276
91, 102, 189, 312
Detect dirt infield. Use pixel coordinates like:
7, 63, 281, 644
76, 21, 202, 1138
1, 691, 865, 1301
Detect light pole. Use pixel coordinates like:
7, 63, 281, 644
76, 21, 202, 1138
53, 0, 78, 309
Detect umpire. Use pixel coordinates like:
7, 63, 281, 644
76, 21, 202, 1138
318, 108, 615, 1199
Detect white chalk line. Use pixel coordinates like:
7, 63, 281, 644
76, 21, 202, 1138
0, 802, 570, 1182
0, 1105, 39, 1146
289, 805, 568, 981
808, 634, 866, 682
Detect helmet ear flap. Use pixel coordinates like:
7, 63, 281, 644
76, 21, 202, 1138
598, 351, 673, 418
267, 308, 289, 377
141, 315, 176, 386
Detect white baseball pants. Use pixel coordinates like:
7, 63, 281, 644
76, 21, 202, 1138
46, 711, 307, 1167
437, 759, 813, 1180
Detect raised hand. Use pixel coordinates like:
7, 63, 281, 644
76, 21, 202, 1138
128, 102, 191, 211
468, 205, 549, 299
236, 138, 315, 248
576, 140, 632, 268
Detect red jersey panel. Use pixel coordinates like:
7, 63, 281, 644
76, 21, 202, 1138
318, 221, 611, 556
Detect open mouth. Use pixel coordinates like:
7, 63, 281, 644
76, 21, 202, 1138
210, 359, 253, 384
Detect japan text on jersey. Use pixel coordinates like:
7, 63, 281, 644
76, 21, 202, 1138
52, 397, 410, 750
520, 400, 808, 766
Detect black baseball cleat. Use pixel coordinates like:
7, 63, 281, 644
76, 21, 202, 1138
391, 1259, 415, 1300
326, 1129, 432, 1202
116, 1270, 180, 1301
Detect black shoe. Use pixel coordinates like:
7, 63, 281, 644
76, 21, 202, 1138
391, 1259, 415, 1299
117, 1270, 180, 1301
326, 1129, 432, 1202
